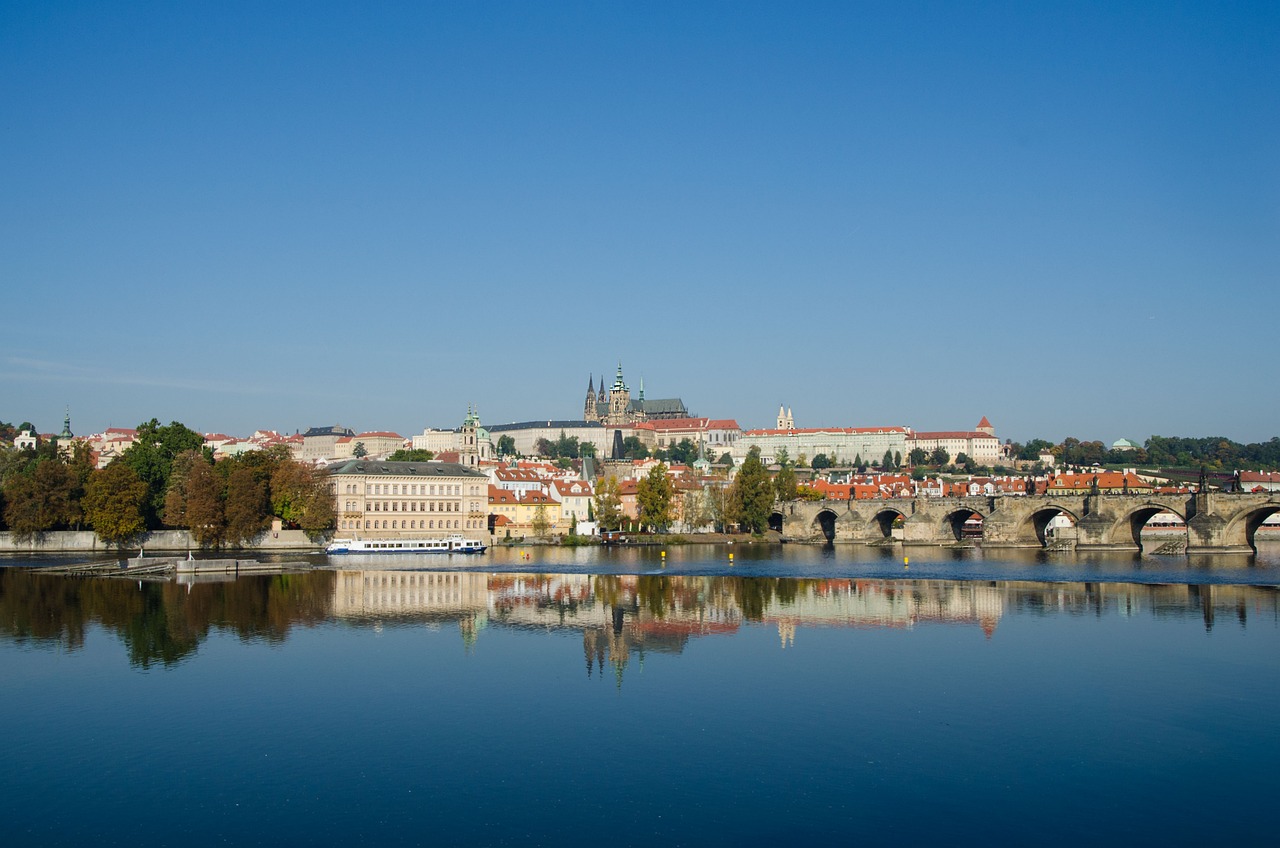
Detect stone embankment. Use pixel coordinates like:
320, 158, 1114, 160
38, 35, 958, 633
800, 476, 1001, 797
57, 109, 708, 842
0, 528, 321, 555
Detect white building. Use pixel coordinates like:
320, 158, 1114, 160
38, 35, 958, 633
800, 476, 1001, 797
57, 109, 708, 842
732, 426, 910, 467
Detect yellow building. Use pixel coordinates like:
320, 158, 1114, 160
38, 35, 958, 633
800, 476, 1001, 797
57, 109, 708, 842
330, 460, 489, 538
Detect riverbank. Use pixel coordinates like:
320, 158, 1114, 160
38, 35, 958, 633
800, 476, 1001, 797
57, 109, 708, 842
0, 528, 322, 554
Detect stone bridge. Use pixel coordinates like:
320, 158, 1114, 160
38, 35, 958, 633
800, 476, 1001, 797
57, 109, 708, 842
770, 491, 1280, 553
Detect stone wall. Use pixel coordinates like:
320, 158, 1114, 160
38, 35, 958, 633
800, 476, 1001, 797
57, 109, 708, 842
0, 528, 321, 554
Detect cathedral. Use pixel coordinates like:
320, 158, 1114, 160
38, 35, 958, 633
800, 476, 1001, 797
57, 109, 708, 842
583, 364, 689, 426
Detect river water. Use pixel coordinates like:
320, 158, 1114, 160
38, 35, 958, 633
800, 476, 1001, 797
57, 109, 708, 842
2, 545, 1278, 846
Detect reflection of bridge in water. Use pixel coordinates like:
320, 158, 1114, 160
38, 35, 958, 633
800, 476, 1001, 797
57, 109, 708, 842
773, 490, 1280, 552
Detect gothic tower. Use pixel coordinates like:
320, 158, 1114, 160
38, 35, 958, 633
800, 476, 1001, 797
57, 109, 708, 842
607, 363, 631, 426
584, 375, 598, 422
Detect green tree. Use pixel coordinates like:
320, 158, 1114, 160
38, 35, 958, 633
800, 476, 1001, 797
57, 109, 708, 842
773, 463, 798, 502
621, 436, 650, 460
496, 435, 517, 457
386, 448, 434, 462
894, 451, 902, 470
120, 419, 206, 528
637, 463, 675, 531
775, 447, 791, 467
930, 447, 950, 467
908, 447, 928, 467
594, 476, 623, 531
717, 452, 733, 467
810, 453, 832, 470
352, 441, 367, 458
83, 463, 148, 545
727, 447, 773, 534
2, 460, 77, 540
882, 449, 894, 470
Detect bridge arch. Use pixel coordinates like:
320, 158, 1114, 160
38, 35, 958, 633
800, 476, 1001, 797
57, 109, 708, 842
1223, 503, 1280, 551
867, 506, 908, 540
941, 508, 985, 542
768, 510, 784, 534
1107, 502, 1187, 551
1019, 502, 1081, 546
812, 508, 839, 542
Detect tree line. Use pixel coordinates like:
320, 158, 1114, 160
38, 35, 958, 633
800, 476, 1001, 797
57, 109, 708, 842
1006, 435, 1280, 470
1, 419, 334, 547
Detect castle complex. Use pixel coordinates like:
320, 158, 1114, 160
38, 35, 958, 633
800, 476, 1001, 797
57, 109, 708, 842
582, 364, 688, 426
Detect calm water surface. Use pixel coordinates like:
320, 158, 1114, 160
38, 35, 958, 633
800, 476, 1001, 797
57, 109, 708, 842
2, 545, 1278, 846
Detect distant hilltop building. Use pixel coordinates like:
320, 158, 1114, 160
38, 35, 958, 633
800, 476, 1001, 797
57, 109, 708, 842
583, 364, 688, 426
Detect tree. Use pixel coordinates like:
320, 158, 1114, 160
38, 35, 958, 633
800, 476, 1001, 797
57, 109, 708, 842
717, 452, 733, 467
531, 503, 551, 537
681, 489, 713, 531
930, 447, 950, 467
2, 460, 76, 540
908, 447, 928, 467
726, 447, 773, 534
185, 459, 226, 547
496, 435, 517, 457
637, 463, 674, 531
775, 447, 791, 467
882, 449, 894, 470
83, 463, 148, 545
773, 463, 798, 502
120, 419, 206, 528
665, 438, 699, 465
270, 459, 335, 536
894, 451, 902, 470
223, 466, 267, 546
386, 448, 433, 462
622, 436, 649, 460
811, 453, 832, 470
352, 441, 368, 458
594, 476, 623, 531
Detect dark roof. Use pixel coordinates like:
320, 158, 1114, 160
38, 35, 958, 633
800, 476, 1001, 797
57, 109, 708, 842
304, 425, 355, 438
327, 460, 487, 478
632, 398, 687, 415
487, 420, 604, 432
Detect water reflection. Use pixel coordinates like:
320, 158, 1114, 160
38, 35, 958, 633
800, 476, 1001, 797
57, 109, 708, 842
2, 568, 1276, 670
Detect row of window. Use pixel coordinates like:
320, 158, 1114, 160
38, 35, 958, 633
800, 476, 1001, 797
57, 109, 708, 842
340, 483, 480, 496
338, 518, 481, 531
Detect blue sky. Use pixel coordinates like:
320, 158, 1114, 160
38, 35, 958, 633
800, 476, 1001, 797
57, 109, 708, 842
2, 1, 1276, 444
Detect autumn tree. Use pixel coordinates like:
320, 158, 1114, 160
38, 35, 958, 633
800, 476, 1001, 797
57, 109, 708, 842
531, 503, 551, 537
2, 460, 77, 540
223, 466, 268, 546
83, 463, 148, 545
594, 475, 623, 531
637, 463, 674, 531
184, 460, 225, 548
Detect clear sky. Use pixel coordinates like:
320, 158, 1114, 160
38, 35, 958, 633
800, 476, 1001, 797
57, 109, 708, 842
2, 1, 1276, 444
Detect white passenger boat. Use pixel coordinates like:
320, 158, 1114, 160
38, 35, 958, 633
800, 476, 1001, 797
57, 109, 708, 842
325, 534, 487, 554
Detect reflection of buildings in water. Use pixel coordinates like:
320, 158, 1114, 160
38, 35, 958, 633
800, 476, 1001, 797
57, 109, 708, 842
1000, 581, 1279, 631
762, 580, 1006, 643
326, 572, 1280, 673
332, 570, 490, 617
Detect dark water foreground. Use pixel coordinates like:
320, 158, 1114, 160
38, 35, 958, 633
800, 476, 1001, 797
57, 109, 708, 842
2, 548, 1278, 846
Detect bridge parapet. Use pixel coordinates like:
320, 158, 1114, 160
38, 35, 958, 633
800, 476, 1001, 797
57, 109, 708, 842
774, 491, 1280, 552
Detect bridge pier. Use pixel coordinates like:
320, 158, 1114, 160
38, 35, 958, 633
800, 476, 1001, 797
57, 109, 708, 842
773, 491, 1279, 553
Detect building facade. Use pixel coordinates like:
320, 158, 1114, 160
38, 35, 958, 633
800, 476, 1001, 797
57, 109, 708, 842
330, 460, 489, 538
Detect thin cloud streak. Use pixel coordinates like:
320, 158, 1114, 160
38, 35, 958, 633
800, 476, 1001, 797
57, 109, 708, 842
1, 357, 326, 399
